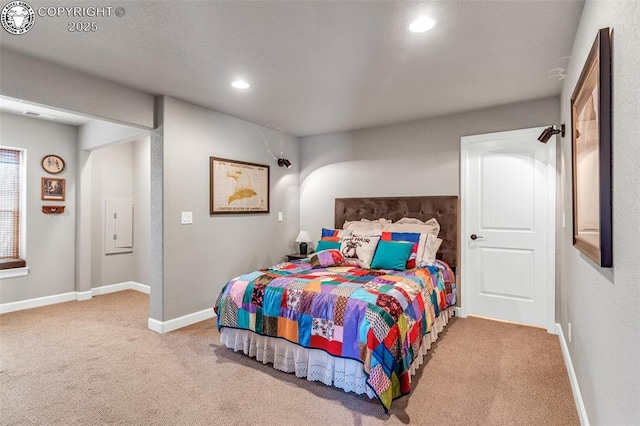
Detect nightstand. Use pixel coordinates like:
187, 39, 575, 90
286, 253, 308, 261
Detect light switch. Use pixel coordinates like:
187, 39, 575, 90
278, 212, 283, 222
181, 211, 193, 225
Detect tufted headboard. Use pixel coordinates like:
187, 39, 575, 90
335, 196, 459, 268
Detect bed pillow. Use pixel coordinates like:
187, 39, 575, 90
386, 217, 441, 237
371, 240, 414, 271
344, 218, 391, 227
309, 249, 345, 268
315, 240, 341, 252
320, 228, 352, 242
362, 218, 392, 225
339, 235, 380, 269
380, 231, 421, 269
342, 220, 385, 234
395, 217, 424, 225
419, 236, 444, 266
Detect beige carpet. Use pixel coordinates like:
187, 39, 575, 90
0, 290, 579, 425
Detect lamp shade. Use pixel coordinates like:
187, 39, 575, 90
295, 230, 312, 243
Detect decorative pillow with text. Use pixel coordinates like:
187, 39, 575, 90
339, 235, 380, 269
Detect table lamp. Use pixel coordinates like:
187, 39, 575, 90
295, 230, 312, 255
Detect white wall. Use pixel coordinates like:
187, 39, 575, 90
89, 142, 135, 287
158, 96, 300, 320
133, 137, 151, 285
0, 48, 154, 129
79, 120, 149, 151
0, 112, 77, 303
83, 137, 151, 288
300, 97, 560, 242
558, 1, 640, 423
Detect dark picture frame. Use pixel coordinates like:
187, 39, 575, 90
210, 157, 270, 214
41, 154, 66, 174
41, 177, 66, 201
570, 27, 612, 267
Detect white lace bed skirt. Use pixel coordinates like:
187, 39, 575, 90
220, 306, 455, 398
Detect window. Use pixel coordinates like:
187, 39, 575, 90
0, 147, 26, 271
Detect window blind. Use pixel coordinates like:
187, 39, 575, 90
0, 148, 21, 259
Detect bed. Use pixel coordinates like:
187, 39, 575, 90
214, 196, 458, 412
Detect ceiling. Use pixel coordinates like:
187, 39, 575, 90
0, 1, 584, 137
0, 97, 92, 126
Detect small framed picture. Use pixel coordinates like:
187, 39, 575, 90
42, 177, 65, 201
41, 154, 65, 174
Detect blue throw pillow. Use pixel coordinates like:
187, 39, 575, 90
316, 240, 341, 252
371, 240, 414, 270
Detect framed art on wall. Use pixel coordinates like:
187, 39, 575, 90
42, 177, 66, 201
41, 154, 65, 174
570, 27, 612, 267
209, 157, 270, 214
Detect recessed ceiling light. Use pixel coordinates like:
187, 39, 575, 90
409, 16, 436, 33
231, 80, 250, 89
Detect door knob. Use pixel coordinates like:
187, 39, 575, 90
470, 234, 484, 240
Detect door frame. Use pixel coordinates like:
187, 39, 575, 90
459, 126, 557, 334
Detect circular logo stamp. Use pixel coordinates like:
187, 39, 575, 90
1, 1, 35, 35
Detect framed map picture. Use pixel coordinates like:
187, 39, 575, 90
210, 157, 270, 214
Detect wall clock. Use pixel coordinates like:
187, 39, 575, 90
41, 155, 65, 174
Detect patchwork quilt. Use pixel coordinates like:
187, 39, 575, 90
214, 259, 456, 412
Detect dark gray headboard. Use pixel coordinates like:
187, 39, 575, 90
335, 196, 459, 267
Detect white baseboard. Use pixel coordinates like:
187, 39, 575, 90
556, 323, 589, 426
91, 281, 149, 296
130, 282, 151, 294
0, 291, 77, 314
76, 290, 93, 301
454, 306, 466, 318
0, 281, 150, 315
148, 308, 216, 334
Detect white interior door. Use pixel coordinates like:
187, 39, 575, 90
461, 127, 555, 332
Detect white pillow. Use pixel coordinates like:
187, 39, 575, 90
339, 235, 380, 269
418, 235, 443, 266
384, 217, 440, 237
395, 217, 424, 225
362, 218, 392, 225
343, 220, 385, 233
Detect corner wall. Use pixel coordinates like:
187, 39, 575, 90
558, 1, 640, 423
133, 137, 151, 286
0, 112, 77, 303
158, 96, 300, 321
